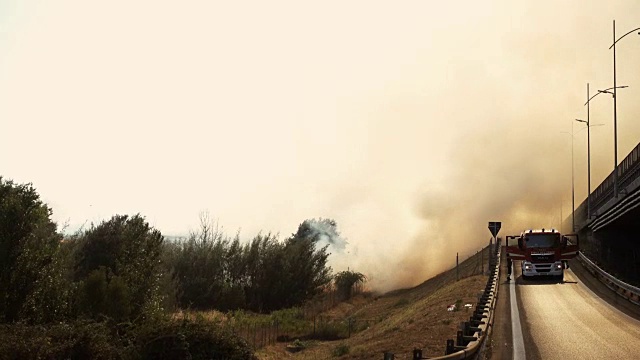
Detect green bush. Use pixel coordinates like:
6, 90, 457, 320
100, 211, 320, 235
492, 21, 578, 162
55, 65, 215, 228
134, 318, 256, 360
0, 320, 122, 360
332, 343, 350, 357
0, 318, 257, 360
334, 270, 366, 300
74, 214, 165, 321
0, 177, 65, 324
393, 298, 410, 308
313, 321, 345, 341
77, 267, 132, 322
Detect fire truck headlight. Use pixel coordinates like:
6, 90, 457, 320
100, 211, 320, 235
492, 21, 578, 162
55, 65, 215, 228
524, 265, 532, 270
556, 264, 563, 270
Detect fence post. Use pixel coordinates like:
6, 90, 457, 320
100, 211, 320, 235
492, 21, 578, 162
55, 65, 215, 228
253, 323, 257, 348
456, 252, 459, 281
383, 351, 395, 360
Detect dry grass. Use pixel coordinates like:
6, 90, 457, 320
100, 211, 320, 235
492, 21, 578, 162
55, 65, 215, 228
256, 248, 491, 359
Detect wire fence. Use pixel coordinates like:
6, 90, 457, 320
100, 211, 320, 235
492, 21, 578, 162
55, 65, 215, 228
220, 314, 380, 349
220, 242, 494, 350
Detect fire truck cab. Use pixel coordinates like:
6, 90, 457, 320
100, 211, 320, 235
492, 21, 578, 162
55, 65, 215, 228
506, 229, 579, 282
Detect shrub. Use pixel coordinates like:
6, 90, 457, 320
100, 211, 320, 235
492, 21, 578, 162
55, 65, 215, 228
333, 343, 350, 357
0, 320, 122, 360
134, 317, 256, 360
74, 214, 165, 321
393, 298, 410, 308
0, 317, 257, 360
313, 321, 345, 341
334, 270, 366, 300
0, 177, 65, 323
76, 267, 132, 322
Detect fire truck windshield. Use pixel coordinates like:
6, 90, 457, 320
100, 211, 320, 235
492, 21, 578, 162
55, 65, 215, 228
524, 233, 560, 248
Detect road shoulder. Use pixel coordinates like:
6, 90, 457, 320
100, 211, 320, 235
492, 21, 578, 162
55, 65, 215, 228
569, 258, 640, 322
485, 249, 512, 360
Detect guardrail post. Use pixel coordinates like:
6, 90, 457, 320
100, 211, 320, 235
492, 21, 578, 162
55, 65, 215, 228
412, 348, 423, 359
445, 339, 455, 355
456, 330, 463, 346
383, 351, 395, 360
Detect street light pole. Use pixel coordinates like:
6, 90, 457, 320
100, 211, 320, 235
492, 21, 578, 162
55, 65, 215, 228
586, 83, 591, 218
587, 83, 591, 218
560, 126, 576, 232
574, 118, 588, 222
592, 84, 628, 204
581, 80, 623, 219
609, 20, 640, 198
571, 122, 575, 231
613, 20, 618, 198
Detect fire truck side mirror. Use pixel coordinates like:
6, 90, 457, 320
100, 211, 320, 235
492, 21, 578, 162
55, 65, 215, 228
561, 236, 568, 248
517, 238, 523, 250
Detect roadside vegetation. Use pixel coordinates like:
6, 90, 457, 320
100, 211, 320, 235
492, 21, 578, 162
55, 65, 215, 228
0, 176, 368, 359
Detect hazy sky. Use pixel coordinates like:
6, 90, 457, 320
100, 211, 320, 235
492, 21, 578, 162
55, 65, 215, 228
2, 1, 640, 290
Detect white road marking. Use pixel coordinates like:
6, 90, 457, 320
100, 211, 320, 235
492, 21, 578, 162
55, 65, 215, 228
510, 279, 527, 360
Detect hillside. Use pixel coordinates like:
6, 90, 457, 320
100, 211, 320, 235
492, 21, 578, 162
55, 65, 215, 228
257, 246, 491, 359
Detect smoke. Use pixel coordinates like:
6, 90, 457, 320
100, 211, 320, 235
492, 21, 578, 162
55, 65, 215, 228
390, 125, 570, 290
319, 4, 640, 293
4, 0, 640, 296
299, 218, 349, 252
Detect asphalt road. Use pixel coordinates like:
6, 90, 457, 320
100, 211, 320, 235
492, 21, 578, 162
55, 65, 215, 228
490, 253, 640, 360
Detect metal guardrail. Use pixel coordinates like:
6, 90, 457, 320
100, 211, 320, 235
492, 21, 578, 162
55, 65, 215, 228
577, 251, 640, 306
441, 241, 500, 360
382, 242, 501, 360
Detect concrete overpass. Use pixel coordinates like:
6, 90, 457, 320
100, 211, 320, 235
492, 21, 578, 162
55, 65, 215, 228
571, 141, 640, 286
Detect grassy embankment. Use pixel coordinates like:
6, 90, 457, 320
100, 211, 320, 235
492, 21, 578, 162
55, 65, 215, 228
210, 245, 493, 359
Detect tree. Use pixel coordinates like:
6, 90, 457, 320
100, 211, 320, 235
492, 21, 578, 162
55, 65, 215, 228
74, 214, 164, 320
293, 218, 347, 251
0, 177, 64, 323
169, 214, 230, 310
278, 220, 334, 308
334, 270, 366, 300
166, 216, 336, 313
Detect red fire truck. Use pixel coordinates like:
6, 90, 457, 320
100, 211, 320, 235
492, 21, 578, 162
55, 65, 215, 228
505, 229, 579, 281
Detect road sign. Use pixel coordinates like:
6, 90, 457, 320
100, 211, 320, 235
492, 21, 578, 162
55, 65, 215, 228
488, 221, 501, 237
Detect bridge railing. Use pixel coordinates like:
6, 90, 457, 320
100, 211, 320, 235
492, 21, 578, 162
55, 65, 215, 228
588, 141, 640, 215
577, 251, 640, 306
